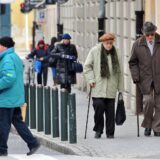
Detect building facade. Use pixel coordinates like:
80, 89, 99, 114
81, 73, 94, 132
0, 4, 11, 37
8, 0, 160, 112
11, 0, 34, 51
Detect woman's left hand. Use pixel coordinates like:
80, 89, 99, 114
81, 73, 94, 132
39, 57, 44, 61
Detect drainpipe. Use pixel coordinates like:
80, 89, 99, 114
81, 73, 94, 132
98, 0, 106, 40
135, 0, 144, 39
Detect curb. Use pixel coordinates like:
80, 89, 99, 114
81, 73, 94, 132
32, 131, 78, 155
11, 127, 78, 156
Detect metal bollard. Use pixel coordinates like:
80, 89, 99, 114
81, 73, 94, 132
29, 84, 36, 129
68, 93, 77, 143
24, 83, 29, 125
44, 86, 51, 135
37, 85, 43, 132
52, 86, 59, 137
60, 89, 68, 141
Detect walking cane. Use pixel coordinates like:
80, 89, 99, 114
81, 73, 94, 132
137, 107, 140, 137
136, 85, 141, 137
84, 87, 92, 139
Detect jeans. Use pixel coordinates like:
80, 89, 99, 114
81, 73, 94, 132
37, 67, 48, 86
0, 107, 38, 153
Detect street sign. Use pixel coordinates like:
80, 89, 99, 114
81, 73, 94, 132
30, 0, 45, 9
57, 0, 68, 4
0, 0, 15, 3
46, 0, 56, 4
30, 0, 43, 5
36, 9, 46, 23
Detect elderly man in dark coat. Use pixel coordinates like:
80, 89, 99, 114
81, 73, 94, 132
129, 22, 160, 137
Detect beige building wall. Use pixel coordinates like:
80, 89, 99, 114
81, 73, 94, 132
155, 0, 160, 33
144, 0, 160, 33
44, 5, 57, 44
11, 0, 34, 51
144, 0, 155, 23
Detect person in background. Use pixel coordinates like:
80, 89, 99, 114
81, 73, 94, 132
0, 37, 40, 156
26, 40, 49, 86
129, 22, 160, 137
84, 33, 124, 139
48, 37, 58, 86
49, 33, 78, 93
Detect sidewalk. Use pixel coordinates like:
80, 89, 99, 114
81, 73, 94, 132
16, 49, 160, 159
31, 88, 160, 159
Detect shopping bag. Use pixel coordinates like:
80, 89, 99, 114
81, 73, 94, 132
34, 60, 42, 73
115, 92, 126, 125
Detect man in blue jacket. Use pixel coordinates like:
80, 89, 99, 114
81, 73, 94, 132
0, 37, 40, 156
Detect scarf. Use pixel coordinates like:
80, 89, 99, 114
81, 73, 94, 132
101, 44, 120, 78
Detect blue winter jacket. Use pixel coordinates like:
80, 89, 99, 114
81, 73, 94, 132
0, 47, 25, 108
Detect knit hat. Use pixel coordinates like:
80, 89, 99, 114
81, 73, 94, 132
0, 36, 15, 48
142, 22, 157, 34
99, 33, 115, 42
62, 33, 71, 40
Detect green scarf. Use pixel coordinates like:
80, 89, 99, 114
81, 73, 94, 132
101, 44, 120, 78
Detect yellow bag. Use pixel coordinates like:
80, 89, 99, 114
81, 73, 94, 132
21, 103, 27, 122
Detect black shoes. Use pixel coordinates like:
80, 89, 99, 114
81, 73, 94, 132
154, 131, 160, 137
144, 128, 151, 136
144, 128, 160, 137
94, 131, 101, 138
0, 152, 8, 156
27, 143, 40, 156
107, 135, 114, 139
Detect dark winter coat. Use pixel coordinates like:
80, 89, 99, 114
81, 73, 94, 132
28, 45, 49, 68
129, 33, 160, 94
50, 43, 78, 84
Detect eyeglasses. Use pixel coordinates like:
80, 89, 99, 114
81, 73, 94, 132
104, 42, 113, 45
145, 33, 155, 37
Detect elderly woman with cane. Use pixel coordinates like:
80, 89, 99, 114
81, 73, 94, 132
84, 33, 124, 139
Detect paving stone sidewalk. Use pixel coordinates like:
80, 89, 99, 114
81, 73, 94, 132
31, 88, 160, 159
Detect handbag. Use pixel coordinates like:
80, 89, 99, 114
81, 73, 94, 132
71, 61, 83, 73
48, 56, 57, 67
115, 92, 126, 125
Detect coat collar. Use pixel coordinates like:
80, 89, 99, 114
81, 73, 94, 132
138, 33, 160, 46
0, 47, 14, 59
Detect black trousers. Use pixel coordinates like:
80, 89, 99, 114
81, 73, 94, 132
37, 67, 48, 86
92, 98, 115, 136
0, 107, 38, 153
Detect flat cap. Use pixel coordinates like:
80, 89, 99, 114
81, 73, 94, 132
99, 33, 115, 42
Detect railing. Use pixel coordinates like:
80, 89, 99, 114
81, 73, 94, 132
24, 84, 77, 144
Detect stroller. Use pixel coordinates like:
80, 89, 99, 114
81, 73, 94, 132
23, 58, 35, 85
